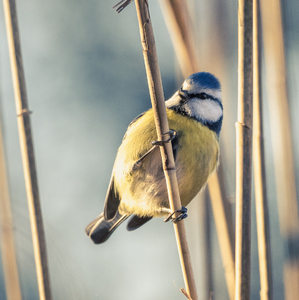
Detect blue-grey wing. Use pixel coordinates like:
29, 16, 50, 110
103, 174, 121, 219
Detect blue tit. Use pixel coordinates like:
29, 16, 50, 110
86, 72, 223, 244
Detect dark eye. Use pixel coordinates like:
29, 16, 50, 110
198, 93, 208, 99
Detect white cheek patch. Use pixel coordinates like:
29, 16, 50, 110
185, 99, 223, 122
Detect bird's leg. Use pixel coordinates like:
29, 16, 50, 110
151, 129, 177, 146
131, 130, 177, 172
163, 206, 188, 223
153, 129, 185, 223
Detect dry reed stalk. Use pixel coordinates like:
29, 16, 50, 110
0, 121, 22, 300
158, 0, 198, 78
134, 0, 197, 299
252, 0, 272, 299
2, 0, 52, 299
235, 0, 253, 299
203, 194, 213, 297
159, 1, 235, 299
259, 0, 299, 298
208, 172, 235, 300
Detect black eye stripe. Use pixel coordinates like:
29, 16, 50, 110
189, 92, 216, 101
179, 88, 221, 106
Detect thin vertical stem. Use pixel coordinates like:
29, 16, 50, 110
259, 0, 299, 298
203, 193, 213, 299
158, 0, 198, 78
252, 0, 272, 299
134, 1, 197, 299
208, 170, 235, 300
2, 0, 52, 299
0, 121, 22, 300
235, 0, 253, 299
159, 1, 235, 299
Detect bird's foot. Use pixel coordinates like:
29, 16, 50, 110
164, 206, 188, 223
151, 129, 177, 146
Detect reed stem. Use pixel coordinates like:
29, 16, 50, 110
235, 0, 253, 299
2, 0, 52, 299
0, 118, 22, 300
259, 0, 299, 298
252, 0, 272, 299
159, 1, 235, 299
134, 1, 197, 299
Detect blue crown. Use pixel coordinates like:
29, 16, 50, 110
186, 72, 221, 90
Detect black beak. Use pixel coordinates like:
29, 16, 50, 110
178, 88, 188, 102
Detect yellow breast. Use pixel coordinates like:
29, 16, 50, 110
114, 108, 219, 216
167, 109, 219, 206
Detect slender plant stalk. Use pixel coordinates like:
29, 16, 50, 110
252, 0, 272, 299
259, 0, 299, 298
203, 193, 213, 299
235, 0, 253, 299
0, 121, 22, 300
158, 0, 198, 78
2, 0, 52, 299
159, 1, 236, 299
208, 172, 235, 300
134, 1, 197, 299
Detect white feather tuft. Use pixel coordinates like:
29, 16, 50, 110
185, 99, 223, 122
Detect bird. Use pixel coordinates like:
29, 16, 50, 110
85, 72, 223, 244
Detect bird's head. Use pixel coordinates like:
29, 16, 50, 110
166, 72, 223, 136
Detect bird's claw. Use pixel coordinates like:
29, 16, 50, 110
152, 129, 177, 146
164, 206, 188, 223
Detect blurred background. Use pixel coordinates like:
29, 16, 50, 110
0, 0, 298, 299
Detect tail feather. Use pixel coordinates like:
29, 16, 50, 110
85, 211, 129, 244
126, 215, 152, 231
85, 213, 104, 236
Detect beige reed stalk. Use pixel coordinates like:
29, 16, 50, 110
235, 0, 253, 299
203, 194, 213, 298
252, 0, 272, 299
159, 1, 235, 299
0, 121, 22, 300
158, 0, 198, 78
259, 0, 299, 299
134, 1, 198, 299
2, 0, 52, 299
